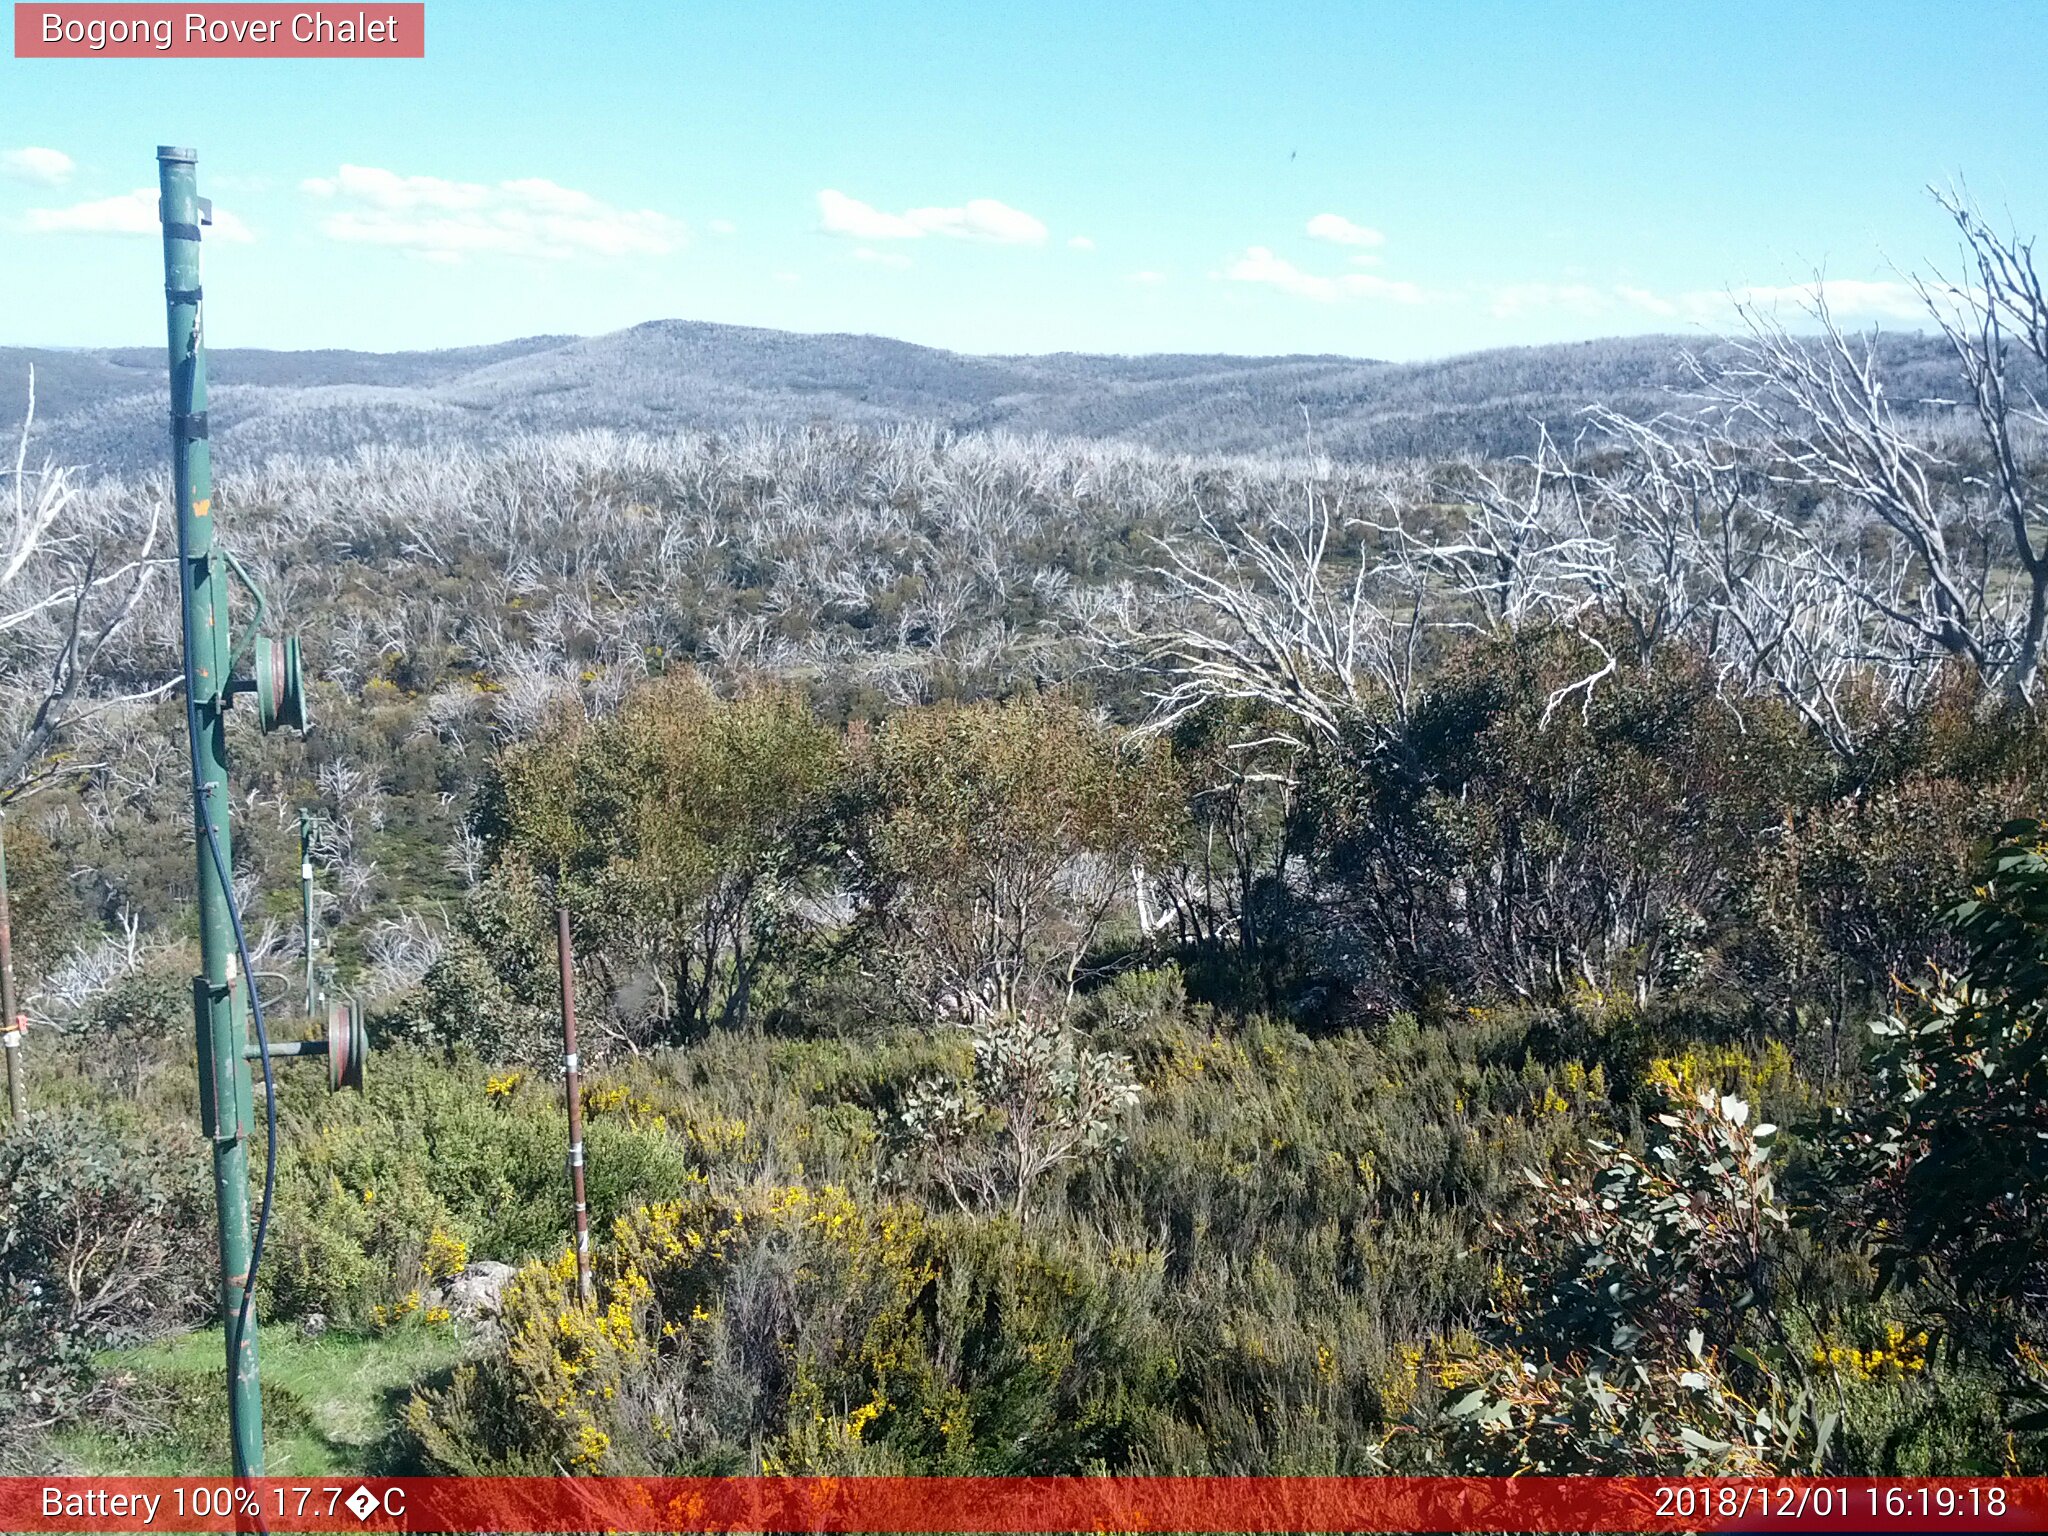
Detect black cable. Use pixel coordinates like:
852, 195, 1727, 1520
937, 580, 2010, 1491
186, 744, 278, 1484
171, 411, 277, 1491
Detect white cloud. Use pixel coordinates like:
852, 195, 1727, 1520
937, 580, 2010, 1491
816, 190, 921, 240
1614, 285, 1676, 317
2, 147, 73, 185
304, 165, 480, 210
1067, 234, 1095, 251
816, 189, 1047, 245
1223, 246, 1423, 304
1489, 281, 1609, 319
1724, 278, 1925, 322
1485, 276, 1929, 326
1305, 212, 1384, 249
920, 201, 1046, 243
850, 246, 912, 269
1128, 270, 1167, 285
708, 218, 738, 237
1606, 279, 1924, 325
24, 187, 253, 241
301, 164, 683, 260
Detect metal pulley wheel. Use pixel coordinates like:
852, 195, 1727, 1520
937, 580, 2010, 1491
326, 999, 366, 1092
254, 634, 309, 734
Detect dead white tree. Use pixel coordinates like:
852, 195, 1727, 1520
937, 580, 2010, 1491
1369, 431, 1622, 722
1571, 407, 1758, 664
0, 371, 169, 796
1690, 283, 2025, 704
1375, 433, 1607, 633
1117, 483, 1418, 754
1913, 187, 2048, 700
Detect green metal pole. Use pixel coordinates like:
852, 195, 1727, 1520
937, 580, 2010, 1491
0, 810, 23, 1129
159, 145, 264, 1478
300, 809, 317, 1016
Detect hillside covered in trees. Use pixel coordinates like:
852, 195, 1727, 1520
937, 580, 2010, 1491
3, 198, 2048, 1483
1, 323, 1976, 475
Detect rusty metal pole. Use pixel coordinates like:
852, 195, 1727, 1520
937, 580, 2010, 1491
0, 810, 23, 1129
556, 904, 594, 1306
300, 809, 318, 1017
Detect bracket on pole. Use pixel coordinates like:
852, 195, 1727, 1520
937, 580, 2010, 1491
253, 634, 309, 734
217, 545, 309, 736
242, 999, 367, 1093
327, 999, 367, 1092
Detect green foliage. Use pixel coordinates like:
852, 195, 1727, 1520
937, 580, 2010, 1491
52, 949, 195, 1097
1309, 629, 1826, 1013
1818, 820, 2048, 1436
845, 693, 1182, 1022
395, 870, 558, 1066
382, 980, 1614, 1476
896, 1008, 1140, 1219
403, 1183, 1180, 1476
418, 675, 852, 1063
1155, 703, 1305, 1005
482, 676, 846, 1042
13, 638, 2048, 1478
261, 1048, 696, 1325
0, 816, 89, 982
1411, 1086, 1829, 1474
1747, 736, 2042, 1033
0, 1111, 210, 1460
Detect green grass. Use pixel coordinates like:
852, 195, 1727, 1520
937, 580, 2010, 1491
54, 1322, 467, 1476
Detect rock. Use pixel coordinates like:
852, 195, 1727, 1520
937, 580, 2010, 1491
298, 1311, 329, 1339
445, 1260, 517, 1321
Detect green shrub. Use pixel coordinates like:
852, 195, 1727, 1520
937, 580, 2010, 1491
843, 693, 1182, 1024
1814, 820, 2048, 1449
480, 677, 846, 1042
1307, 630, 1825, 1013
262, 1048, 697, 1324
403, 1182, 1178, 1476
0, 1112, 210, 1459
1406, 1085, 1830, 1474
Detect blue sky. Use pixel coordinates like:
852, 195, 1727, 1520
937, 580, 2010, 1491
2, 0, 2044, 359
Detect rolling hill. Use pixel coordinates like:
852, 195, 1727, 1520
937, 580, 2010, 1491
0, 319, 1962, 473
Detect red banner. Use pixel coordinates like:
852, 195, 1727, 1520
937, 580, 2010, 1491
13, 4, 424, 57
1, 1476, 2043, 1532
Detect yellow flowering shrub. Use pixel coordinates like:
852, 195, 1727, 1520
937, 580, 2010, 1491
1643, 1040, 1794, 1103
405, 1179, 1174, 1478
1811, 1322, 1930, 1382
372, 1290, 422, 1329
423, 1227, 471, 1282
1379, 1344, 1424, 1423
685, 1113, 749, 1159
583, 1083, 637, 1115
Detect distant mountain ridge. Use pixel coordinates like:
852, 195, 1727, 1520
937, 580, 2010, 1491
0, 318, 1960, 473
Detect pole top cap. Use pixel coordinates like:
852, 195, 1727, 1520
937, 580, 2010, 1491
156, 146, 198, 163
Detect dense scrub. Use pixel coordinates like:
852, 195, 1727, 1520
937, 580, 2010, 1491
7, 621, 2043, 1476
5, 329, 2048, 1477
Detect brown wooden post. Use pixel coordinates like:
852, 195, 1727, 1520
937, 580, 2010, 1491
556, 903, 594, 1306
1, 809, 24, 1129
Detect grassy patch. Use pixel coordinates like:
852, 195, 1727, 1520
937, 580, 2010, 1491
55, 1323, 467, 1476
